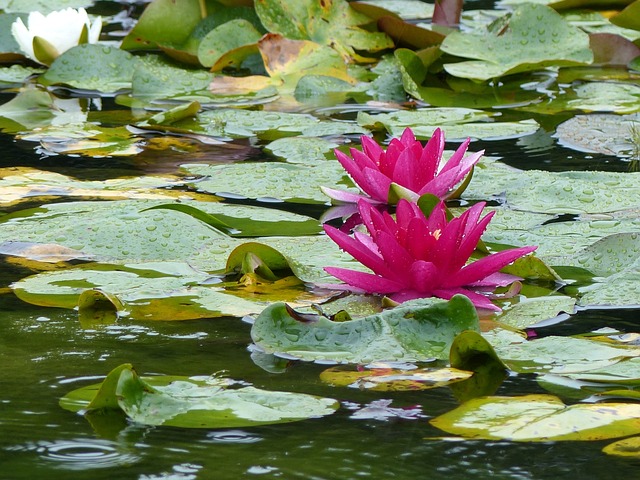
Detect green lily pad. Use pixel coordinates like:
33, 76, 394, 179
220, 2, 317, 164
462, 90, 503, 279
0, 65, 44, 85
181, 161, 349, 204
577, 255, 640, 307
0, 0, 94, 13
554, 114, 640, 157
197, 18, 262, 68
357, 109, 539, 141
519, 82, 640, 114
60, 363, 338, 429
545, 232, 640, 277
603, 436, 640, 458
131, 55, 217, 104
0, 88, 55, 132
440, 4, 593, 81
13, 259, 321, 320
0, 13, 25, 59
498, 296, 576, 330
394, 48, 543, 108
39, 44, 140, 93
120, 0, 203, 51
448, 330, 509, 402
0, 200, 320, 262
492, 335, 640, 375
430, 394, 640, 441
251, 295, 480, 363
505, 170, 640, 214
610, 1, 640, 31
264, 137, 339, 165
254, 0, 393, 61
355, 0, 434, 20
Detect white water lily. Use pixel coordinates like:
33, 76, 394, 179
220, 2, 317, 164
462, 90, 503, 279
11, 8, 102, 66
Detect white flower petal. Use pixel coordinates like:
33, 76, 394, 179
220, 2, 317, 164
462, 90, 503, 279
11, 7, 102, 64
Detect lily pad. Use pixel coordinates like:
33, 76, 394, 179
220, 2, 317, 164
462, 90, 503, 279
430, 394, 640, 441
554, 114, 640, 158
209, 34, 356, 95
440, 4, 593, 81
182, 162, 349, 204
319, 364, 472, 391
0, 199, 320, 262
12, 260, 321, 320
251, 295, 480, 363
60, 363, 338, 429
357, 109, 539, 140
39, 44, 140, 93
603, 436, 640, 458
254, 0, 393, 61
577, 255, 640, 307
498, 296, 576, 330
492, 335, 640, 375
519, 82, 640, 114
0, 0, 94, 13
197, 18, 262, 68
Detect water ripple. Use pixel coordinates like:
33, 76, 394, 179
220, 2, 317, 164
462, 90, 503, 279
7, 438, 141, 470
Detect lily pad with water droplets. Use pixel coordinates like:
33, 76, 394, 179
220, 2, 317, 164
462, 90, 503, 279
13, 260, 322, 320
440, 4, 593, 81
492, 335, 640, 375
39, 44, 140, 93
554, 113, 640, 158
181, 162, 351, 204
357, 109, 539, 141
0, 199, 320, 263
430, 394, 640, 441
251, 295, 480, 363
61, 363, 338, 429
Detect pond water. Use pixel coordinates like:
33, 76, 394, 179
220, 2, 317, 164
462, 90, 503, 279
1, 1, 640, 479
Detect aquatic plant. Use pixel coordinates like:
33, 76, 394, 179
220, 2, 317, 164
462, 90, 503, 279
323, 198, 537, 312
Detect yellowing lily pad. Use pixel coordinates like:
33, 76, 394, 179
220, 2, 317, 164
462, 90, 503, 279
254, 0, 393, 62
603, 436, 640, 458
430, 394, 640, 441
320, 364, 472, 391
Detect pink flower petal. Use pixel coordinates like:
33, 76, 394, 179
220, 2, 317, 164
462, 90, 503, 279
444, 246, 537, 287
361, 167, 393, 202
415, 127, 444, 185
321, 186, 373, 205
432, 288, 502, 311
324, 267, 405, 293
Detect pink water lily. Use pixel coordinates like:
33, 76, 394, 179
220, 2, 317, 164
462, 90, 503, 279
322, 127, 483, 205
323, 199, 537, 312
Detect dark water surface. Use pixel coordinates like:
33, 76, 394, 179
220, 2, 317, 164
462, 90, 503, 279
1, 1, 640, 479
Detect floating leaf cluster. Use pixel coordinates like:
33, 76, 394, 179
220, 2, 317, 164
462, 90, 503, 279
1, 0, 640, 454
